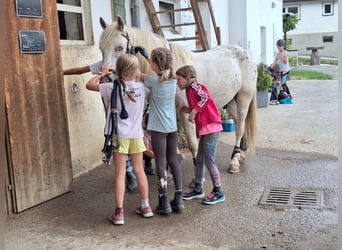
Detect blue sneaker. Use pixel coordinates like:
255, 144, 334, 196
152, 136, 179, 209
202, 191, 225, 205
183, 187, 204, 200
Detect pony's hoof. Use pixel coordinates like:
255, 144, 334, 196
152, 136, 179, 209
239, 153, 246, 162
228, 164, 240, 174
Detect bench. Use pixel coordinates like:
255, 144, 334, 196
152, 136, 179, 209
306, 47, 324, 65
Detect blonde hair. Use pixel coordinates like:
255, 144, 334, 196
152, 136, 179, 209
150, 47, 174, 81
175, 65, 197, 79
116, 54, 139, 102
116, 54, 140, 80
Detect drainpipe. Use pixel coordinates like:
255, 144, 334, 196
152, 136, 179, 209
131, 0, 140, 27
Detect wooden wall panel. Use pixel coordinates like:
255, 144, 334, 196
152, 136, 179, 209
5, 0, 73, 212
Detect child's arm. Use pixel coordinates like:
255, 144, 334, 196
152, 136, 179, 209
85, 74, 102, 92
85, 63, 112, 92
144, 149, 155, 159
63, 65, 90, 75
138, 72, 146, 82
278, 51, 289, 64
188, 109, 198, 123
143, 132, 155, 158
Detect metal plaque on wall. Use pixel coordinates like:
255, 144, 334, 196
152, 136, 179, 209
18, 30, 46, 54
16, 0, 43, 18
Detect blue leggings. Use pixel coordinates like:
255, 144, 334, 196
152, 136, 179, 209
195, 132, 221, 188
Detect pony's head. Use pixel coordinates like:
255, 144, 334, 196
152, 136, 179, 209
99, 16, 129, 69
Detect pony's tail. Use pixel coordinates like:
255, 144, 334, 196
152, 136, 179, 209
243, 92, 257, 153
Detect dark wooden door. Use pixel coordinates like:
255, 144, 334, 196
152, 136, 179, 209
5, 0, 73, 212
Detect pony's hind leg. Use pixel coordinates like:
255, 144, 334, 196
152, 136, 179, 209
226, 92, 256, 173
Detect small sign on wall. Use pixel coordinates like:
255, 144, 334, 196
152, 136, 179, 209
16, 0, 43, 18
18, 30, 46, 54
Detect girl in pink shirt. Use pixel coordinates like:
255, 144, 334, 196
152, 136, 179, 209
176, 65, 225, 205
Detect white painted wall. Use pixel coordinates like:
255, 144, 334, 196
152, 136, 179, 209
90, 0, 113, 49
284, 0, 338, 57
227, 0, 283, 64
286, 0, 339, 35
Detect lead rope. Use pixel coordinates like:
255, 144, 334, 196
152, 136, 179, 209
101, 79, 129, 164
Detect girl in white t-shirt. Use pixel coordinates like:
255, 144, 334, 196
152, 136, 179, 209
86, 54, 153, 225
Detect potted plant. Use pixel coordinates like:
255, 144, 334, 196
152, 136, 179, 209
256, 63, 273, 108
219, 108, 235, 132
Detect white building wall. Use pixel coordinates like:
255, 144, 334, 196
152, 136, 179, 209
287, 1, 338, 34
284, 0, 338, 57
228, 0, 283, 65
90, 0, 113, 49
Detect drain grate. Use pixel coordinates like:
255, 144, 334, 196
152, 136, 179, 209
259, 188, 322, 209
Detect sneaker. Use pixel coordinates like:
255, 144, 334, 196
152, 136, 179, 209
183, 187, 204, 200
202, 191, 225, 205
269, 100, 279, 105
108, 208, 124, 225
135, 205, 154, 218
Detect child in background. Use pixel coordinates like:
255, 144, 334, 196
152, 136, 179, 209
86, 54, 153, 225
269, 39, 292, 104
140, 47, 184, 214
176, 65, 225, 205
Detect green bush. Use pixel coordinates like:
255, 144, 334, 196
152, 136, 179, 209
257, 63, 273, 91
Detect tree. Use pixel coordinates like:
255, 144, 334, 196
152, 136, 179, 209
283, 13, 298, 48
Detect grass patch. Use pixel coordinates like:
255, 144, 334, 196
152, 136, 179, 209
290, 69, 333, 80
289, 56, 338, 67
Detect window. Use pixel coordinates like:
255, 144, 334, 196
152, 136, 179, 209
159, 1, 175, 30
283, 5, 300, 19
56, 0, 92, 45
323, 36, 333, 42
322, 2, 334, 16
113, 0, 126, 22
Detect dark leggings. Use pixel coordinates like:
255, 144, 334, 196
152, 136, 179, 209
151, 131, 182, 192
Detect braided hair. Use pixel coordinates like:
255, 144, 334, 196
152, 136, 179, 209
115, 54, 139, 102
150, 47, 174, 82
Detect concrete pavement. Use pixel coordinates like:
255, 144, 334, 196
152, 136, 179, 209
5, 66, 338, 250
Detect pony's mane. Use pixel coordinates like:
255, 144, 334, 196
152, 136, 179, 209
170, 43, 193, 69
99, 21, 194, 74
126, 27, 193, 73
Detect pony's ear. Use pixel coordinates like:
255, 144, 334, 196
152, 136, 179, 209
117, 16, 125, 32
99, 17, 107, 29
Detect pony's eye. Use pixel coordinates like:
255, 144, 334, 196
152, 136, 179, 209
115, 46, 124, 53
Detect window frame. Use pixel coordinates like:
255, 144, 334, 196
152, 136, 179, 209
283, 5, 301, 20
57, 1, 93, 45
322, 2, 334, 16
323, 35, 333, 42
